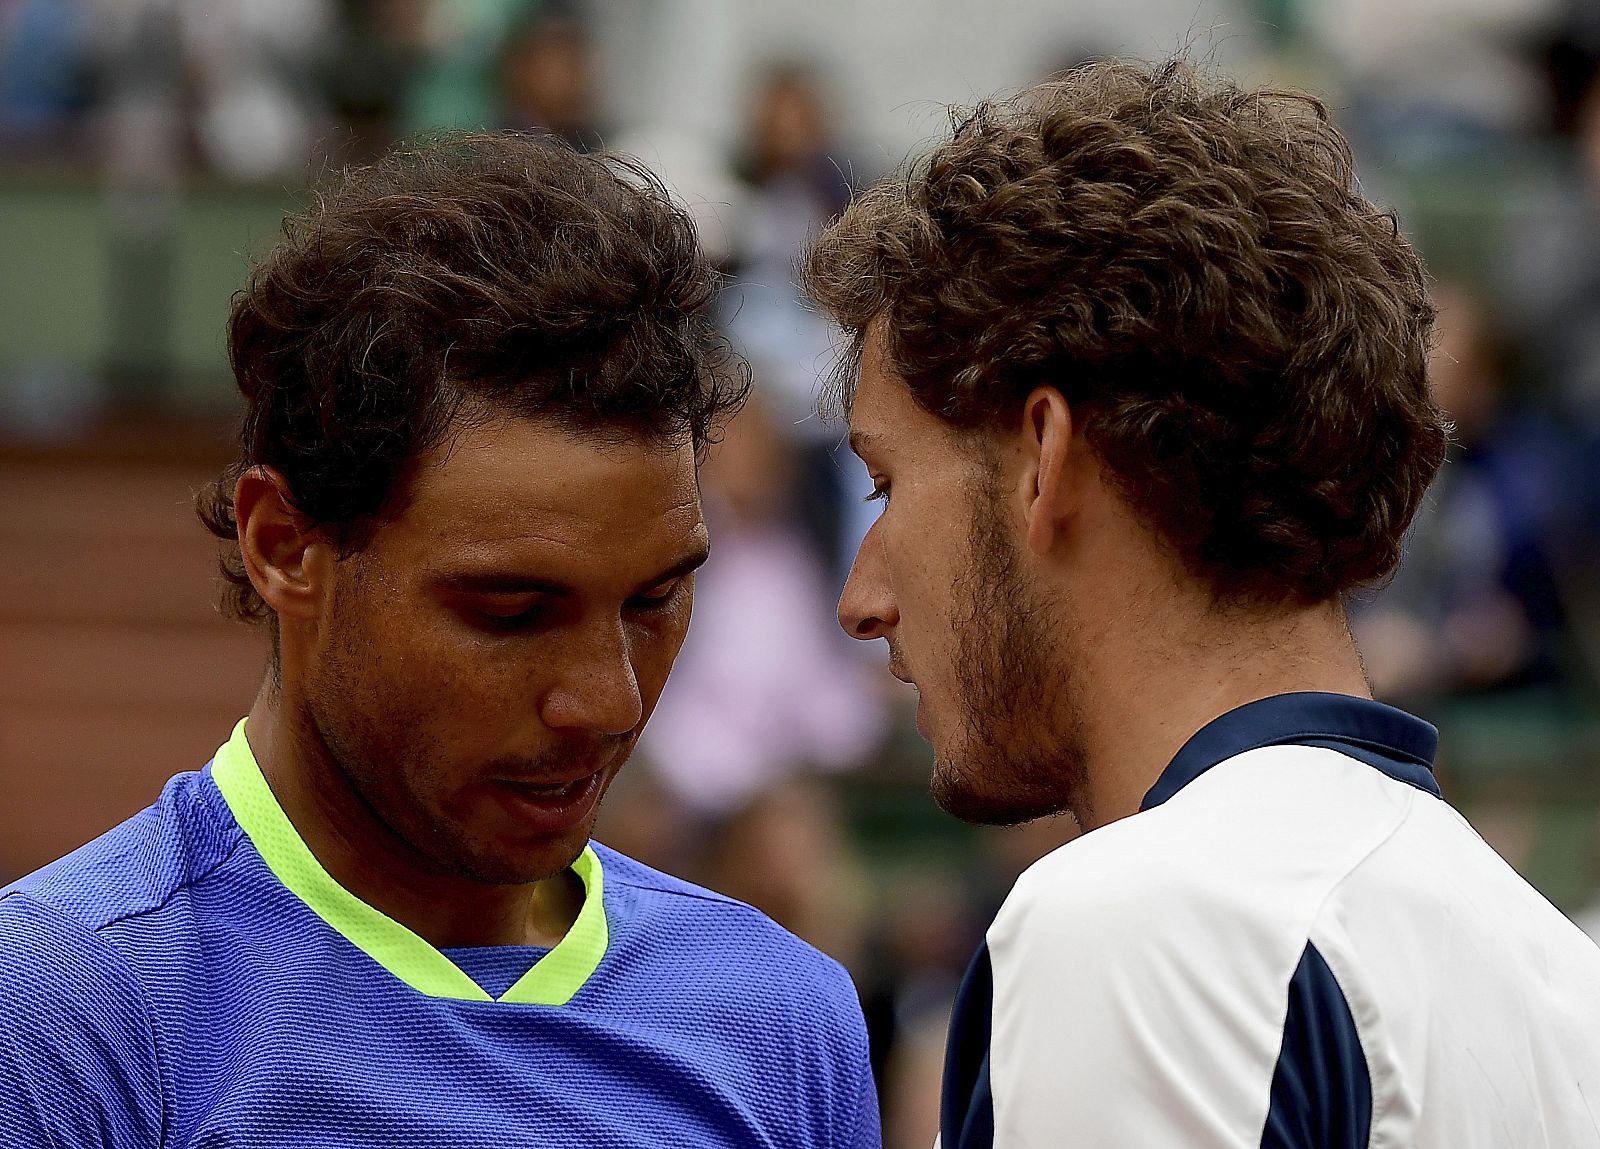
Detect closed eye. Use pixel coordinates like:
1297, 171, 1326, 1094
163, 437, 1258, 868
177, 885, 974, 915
469, 593, 554, 631
477, 606, 547, 633
627, 578, 686, 613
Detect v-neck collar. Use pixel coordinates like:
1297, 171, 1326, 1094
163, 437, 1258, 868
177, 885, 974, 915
210, 719, 608, 1005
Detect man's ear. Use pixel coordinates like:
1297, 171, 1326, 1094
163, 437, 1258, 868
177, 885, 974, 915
1017, 386, 1078, 557
234, 467, 332, 621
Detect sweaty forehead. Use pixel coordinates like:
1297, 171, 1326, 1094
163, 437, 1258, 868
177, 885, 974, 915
392, 417, 703, 559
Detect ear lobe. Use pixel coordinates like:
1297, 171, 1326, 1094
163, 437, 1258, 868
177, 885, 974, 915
234, 467, 328, 620
1021, 387, 1076, 557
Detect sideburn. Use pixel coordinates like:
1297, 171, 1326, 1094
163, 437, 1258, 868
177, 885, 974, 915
934, 470, 1091, 826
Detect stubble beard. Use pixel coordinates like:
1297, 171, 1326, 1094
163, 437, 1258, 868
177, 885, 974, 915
928, 480, 1091, 827
301, 588, 593, 887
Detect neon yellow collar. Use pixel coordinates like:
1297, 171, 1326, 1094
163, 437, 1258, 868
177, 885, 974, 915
210, 718, 608, 1004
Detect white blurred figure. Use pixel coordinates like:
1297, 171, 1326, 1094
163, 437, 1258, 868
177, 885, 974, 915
1303, 0, 1561, 149
89, 0, 334, 181
180, 0, 334, 179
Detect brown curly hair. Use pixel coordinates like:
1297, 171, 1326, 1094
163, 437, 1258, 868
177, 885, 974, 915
802, 59, 1446, 604
198, 131, 746, 623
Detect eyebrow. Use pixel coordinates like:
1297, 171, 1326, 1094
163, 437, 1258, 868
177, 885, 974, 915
441, 543, 711, 598
848, 430, 887, 460
635, 544, 712, 593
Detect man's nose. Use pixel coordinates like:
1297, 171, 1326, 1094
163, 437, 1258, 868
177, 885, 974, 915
838, 520, 898, 641
538, 618, 644, 735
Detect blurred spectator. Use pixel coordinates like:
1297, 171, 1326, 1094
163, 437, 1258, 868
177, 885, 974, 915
857, 863, 977, 1096
388, 0, 541, 133
0, 0, 90, 150
88, 0, 188, 179
497, 12, 603, 149
1351, 280, 1587, 708
639, 396, 886, 816
733, 61, 852, 265
862, 819, 1080, 1138
1302, 0, 1562, 155
321, 1, 417, 162
590, 759, 696, 880
179, 0, 336, 179
80, 0, 334, 180
721, 61, 870, 586
1495, 14, 1600, 706
1503, 48, 1600, 452
85, 0, 187, 407
881, 1002, 948, 1149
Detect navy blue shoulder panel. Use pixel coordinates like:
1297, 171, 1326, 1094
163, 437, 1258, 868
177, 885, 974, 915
1261, 942, 1371, 1149
940, 943, 995, 1149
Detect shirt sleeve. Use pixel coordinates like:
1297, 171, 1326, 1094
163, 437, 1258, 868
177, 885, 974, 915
0, 893, 165, 1148
840, 977, 884, 1149
849, 1049, 884, 1149
977, 866, 1357, 1148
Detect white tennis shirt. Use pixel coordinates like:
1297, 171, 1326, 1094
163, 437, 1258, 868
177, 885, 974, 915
939, 692, 1600, 1148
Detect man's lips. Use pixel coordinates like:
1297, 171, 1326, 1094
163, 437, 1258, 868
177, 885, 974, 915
490, 770, 606, 832
493, 769, 603, 791
487, 742, 630, 790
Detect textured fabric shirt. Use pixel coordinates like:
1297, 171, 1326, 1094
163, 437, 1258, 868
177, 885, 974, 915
939, 692, 1600, 1148
0, 722, 880, 1147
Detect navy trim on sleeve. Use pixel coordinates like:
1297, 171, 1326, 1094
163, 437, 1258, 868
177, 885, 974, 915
1261, 942, 1371, 1149
940, 943, 995, 1149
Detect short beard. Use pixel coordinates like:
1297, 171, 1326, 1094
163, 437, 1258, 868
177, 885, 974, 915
299, 572, 601, 887
928, 469, 1090, 826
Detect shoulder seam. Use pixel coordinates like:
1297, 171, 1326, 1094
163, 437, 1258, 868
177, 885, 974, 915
1307, 783, 1419, 931
604, 876, 847, 976
606, 874, 742, 908
96, 829, 249, 933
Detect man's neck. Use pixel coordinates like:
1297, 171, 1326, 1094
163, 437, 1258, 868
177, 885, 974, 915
241, 684, 582, 950
1069, 597, 1370, 832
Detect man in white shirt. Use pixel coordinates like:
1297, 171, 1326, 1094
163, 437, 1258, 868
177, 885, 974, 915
804, 57, 1600, 1148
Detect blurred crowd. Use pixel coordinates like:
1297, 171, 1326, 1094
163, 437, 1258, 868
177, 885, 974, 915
4, 1, 1600, 1143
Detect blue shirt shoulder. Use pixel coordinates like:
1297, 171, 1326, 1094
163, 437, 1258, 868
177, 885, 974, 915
0, 892, 164, 1146
1, 771, 881, 1148
6, 769, 243, 928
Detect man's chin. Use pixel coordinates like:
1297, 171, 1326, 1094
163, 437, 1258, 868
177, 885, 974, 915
448, 830, 592, 887
930, 759, 1072, 827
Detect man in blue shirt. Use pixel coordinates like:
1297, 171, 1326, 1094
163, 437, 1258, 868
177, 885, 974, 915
804, 58, 1600, 1147
0, 132, 879, 1147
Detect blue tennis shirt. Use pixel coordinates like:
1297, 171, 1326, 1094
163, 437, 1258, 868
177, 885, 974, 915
0, 723, 881, 1147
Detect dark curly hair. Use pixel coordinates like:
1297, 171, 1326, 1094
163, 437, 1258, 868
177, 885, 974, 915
802, 58, 1447, 604
198, 131, 746, 623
